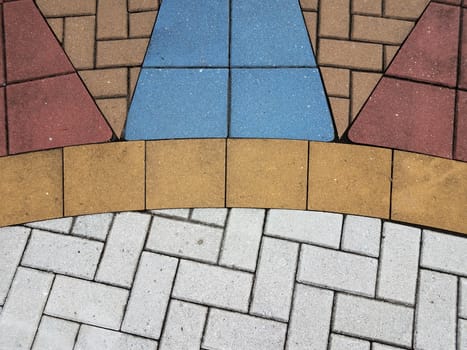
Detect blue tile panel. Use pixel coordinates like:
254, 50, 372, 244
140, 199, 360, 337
125, 69, 228, 140
230, 68, 334, 141
143, 0, 229, 67
230, 0, 316, 67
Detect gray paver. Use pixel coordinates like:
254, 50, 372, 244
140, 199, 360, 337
286, 284, 333, 350
203, 309, 287, 350
159, 300, 207, 350
330, 334, 371, 350
146, 216, 222, 263
377, 222, 421, 305
0, 268, 53, 350
459, 319, 467, 350
341, 215, 381, 257
415, 269, 457, 350
122, 252, 178, 339
173, 260, 253, 312
45, 275, 129, 330
0, 226, 30, 304
96, 212, 151, 287
22, 230, 103, 279
460, 278, 467, 318
333, 294, 413, 346
251, 237, 298, 321
72, 213, 114, 241
298, 244, 377, 296
219, 208, 265, 271
266, 209, 343, 248
75, 325, 158, 350
151, 209, 190, 218
32, 316, 79, 350
191, 208, 228, 226
372, 344, 405, 350
26, 217, 73, 234
421, 229, 467, 276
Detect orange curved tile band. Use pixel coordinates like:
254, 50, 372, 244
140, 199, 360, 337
0, 139, 465, 234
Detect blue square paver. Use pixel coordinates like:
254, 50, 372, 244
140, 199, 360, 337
143, 0, 229, 67
230, 68, 335, 141
125, 68, 228, 140
231, 0, 316, 67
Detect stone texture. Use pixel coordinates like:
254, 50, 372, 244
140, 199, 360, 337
129, 11, 157, 37
191, 208, 228, 226
341, 215, 381, 257
27, 218, 73, 234
330, 334, 370, 350
352, 16, 413, 45
320, 0, 350, 39
79, 69, 127, 98
32, 316, 79, 350
96, 39, 149, 67
320, 67, 350, 98
64, 16, 95, 69
97, 0, 128, 40
72, 213, 114, 241
36, 0, 96, 16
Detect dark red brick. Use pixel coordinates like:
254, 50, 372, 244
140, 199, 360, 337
0, 88, 5, 156
7, 74, 113, 154
0, 7, 4, 85
348, 77, 455, 159
456, 90, 467, 161
4, 0, 74, 83
458, 9, 467, 89
387, 2, 460, 88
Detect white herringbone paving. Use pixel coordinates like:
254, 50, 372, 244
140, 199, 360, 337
0, 208, 466, 350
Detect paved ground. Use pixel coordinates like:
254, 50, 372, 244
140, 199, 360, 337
0, 208, 466, 350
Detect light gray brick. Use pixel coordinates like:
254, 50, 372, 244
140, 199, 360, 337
191, 208, 228, 226
377, 222, 421, 305
75, 325, 158, 350
333, 294, 413, 346
330, 334, 370, 350
122, 252, 178, 339
460, 278, 467, 318
0, 268, 53, 350
266, 209, 343, 248
45, 275, 129, 330
146, 216, 222, 263
341, 215, 381, 257
26, 217, 73, 234
72, 213, 113, 241
203, 309, 287, 350
173, 260, 253, 312
22, 230, 103, 279
421, 229, 467, 276
298, 244, 377, 296
96, 212, 151, 287
151, 209, 190, 218
0, 226, 30, 304
286, 284, 333, 350
32, 316, 79, 350
372, 344, 405, 350
219, 208, 264, 271
459, 319, 467, 350
159, 300, 207, 350
415, 269, 457, 350
251, 237, 298, 321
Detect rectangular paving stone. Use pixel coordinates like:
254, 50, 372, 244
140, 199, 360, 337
129, 0, 159, 11
203, 309, 287, 350
0, 149, 62, 226
0, 226, 30, 304
318, 39, 383, 70
286, 284, 333, 350
333, 294, 413, 346
151, 208, 191, 219
377, 222, 421, 305
96, 38, 149, 67
320, 67, 350, 98
320, 0, 350, 39
460, 319, 467, 350
173, 260, 253, 312
97, 0, 127, 39
122, 252, 178, 339
45, 275, 129, 330
219, 208, 265, 271
309, 142, 392, 218
26, 217, 73, 234
415, 269, 457, 350
75, 325, 158, 350
392, 151, 467, 234
421, 229, 467, 276
298, 244, 377, 296
372, 344, 405, 350
341, 215, 381, 257
460, 278, 467, 318
352, 16, 413, 45
129, 11, 158, 38
146, 139, 225, 209
36, 0, 96, 16
0, 268, 53, 350
266, 209, 343, 248
191, 208, 228, 226
159, 300, 207, 350
227, 139, 308, 209
146, 216, 223, 263
251, 237, 298, 321
96, 212, 151, 287
330, 334, 370, 350
32, 316, 79, 350
22, 230, 103, 279
384, 0, 430, 20
72, 213, 114, 241
64, 16, 95, 69
79, 69, 128, 98
64, 142, 145, 216
352, 0, 382, 15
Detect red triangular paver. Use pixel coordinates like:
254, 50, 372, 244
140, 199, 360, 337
387, 2, 459, 88
4, 0, 74, 83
